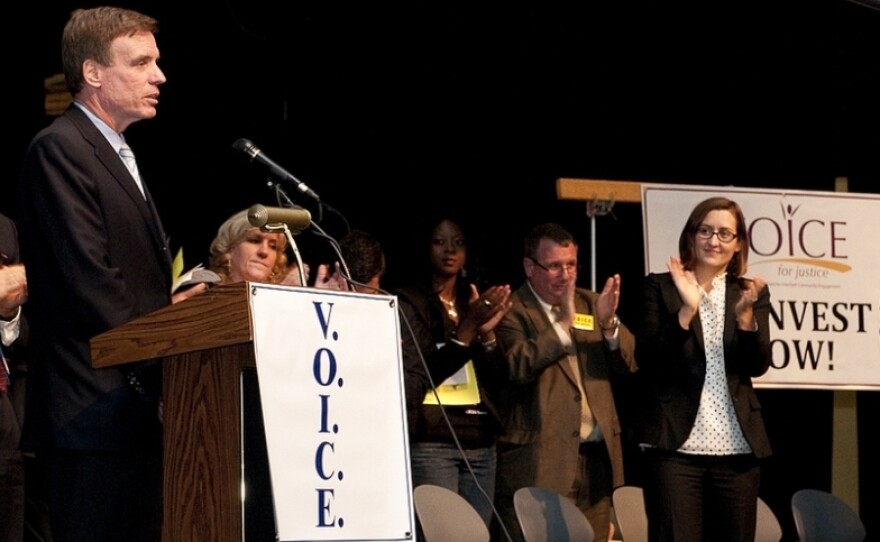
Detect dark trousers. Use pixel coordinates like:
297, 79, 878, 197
569, 441, 613, 542
1, 375, 53, 542
642, 449, 760, 542
0, 391, 24, 542
23, 453, 52, 542
47, 448, 162, 542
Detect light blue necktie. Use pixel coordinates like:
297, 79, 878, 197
119, 143, 146, 199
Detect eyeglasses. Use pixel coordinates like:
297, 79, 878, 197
695, 225, 737, 243
528, 257, 579, 275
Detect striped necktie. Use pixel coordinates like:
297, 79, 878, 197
119, 143, 146, 199
0, 344, 9, 393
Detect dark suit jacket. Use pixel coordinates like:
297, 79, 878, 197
0, 213, 28, 359
0, 213, 21, 263
18, 105, 172, 451
0, 212, 27, 542
1, 213, 27, 445
636, 272, 773, 459
494, 283, 637, 496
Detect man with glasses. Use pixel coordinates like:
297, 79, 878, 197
492, 223, 637, 542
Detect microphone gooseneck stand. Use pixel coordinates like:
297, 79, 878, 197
269, 181, 353, 291
260, 221, 306, 287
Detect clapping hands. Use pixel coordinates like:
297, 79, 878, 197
734, 274, 766, 330
668, 257, 703, 311
455, 284, 512, 344
0, 263, 27, 319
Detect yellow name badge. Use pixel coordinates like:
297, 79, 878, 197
572, 313, 594, 331
423, 360, 482, 406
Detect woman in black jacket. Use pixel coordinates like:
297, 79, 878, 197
636, 197, 773, 542
396, 214, 510, 527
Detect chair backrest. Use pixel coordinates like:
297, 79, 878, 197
413, 484, 490, 542
791, 488, 866, 542
513, 486, 595, 542
755, 497, 783, 542
611, 485, 648, 542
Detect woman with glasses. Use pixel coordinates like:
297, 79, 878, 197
395, 213, 511, 528
636, 197, 773, 542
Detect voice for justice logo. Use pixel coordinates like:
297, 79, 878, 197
746, 200, 873, 375
748, 201, 850, 283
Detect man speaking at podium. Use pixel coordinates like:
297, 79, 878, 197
17, 7, 202, 541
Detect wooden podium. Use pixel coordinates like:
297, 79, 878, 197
91, 282, 256, 542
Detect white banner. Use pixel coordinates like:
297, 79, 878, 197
642, 184, 880, 390
249, 284, 415, 541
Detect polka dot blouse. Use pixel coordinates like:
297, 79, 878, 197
680, 273, 752, 455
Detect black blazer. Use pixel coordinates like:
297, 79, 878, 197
0, 213, 28, 368
0, 214, 20, 264
396, 284, 505, 442
635, 272, 773, 459
18, 105, 172, 451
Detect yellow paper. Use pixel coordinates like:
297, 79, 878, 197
172, 247, 184, 283
423, 360, 481, 405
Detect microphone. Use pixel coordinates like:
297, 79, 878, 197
247, 204, 312, 233
232, 138, 321, 202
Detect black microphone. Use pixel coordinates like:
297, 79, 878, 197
247, 204, 312, 233
232, 138, 321, 202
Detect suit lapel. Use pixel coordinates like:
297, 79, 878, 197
518, 284, 554, 335
571, 295, 593, 374
518, 285, 581, 387
724, 276, 741, 345
66, 107, 171, 272
140, 181, 172, 269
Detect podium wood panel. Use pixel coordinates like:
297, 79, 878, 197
91, 281, 252, 368
90, 282, 258, 542
163, 343, 254, 542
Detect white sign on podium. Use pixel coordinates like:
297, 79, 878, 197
249, 284, 415, 541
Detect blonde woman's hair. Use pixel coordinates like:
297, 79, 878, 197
208, 209, 289, 283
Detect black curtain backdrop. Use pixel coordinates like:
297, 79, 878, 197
5, 2, 878, 540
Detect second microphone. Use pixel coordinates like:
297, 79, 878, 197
248, 204, 312, 234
